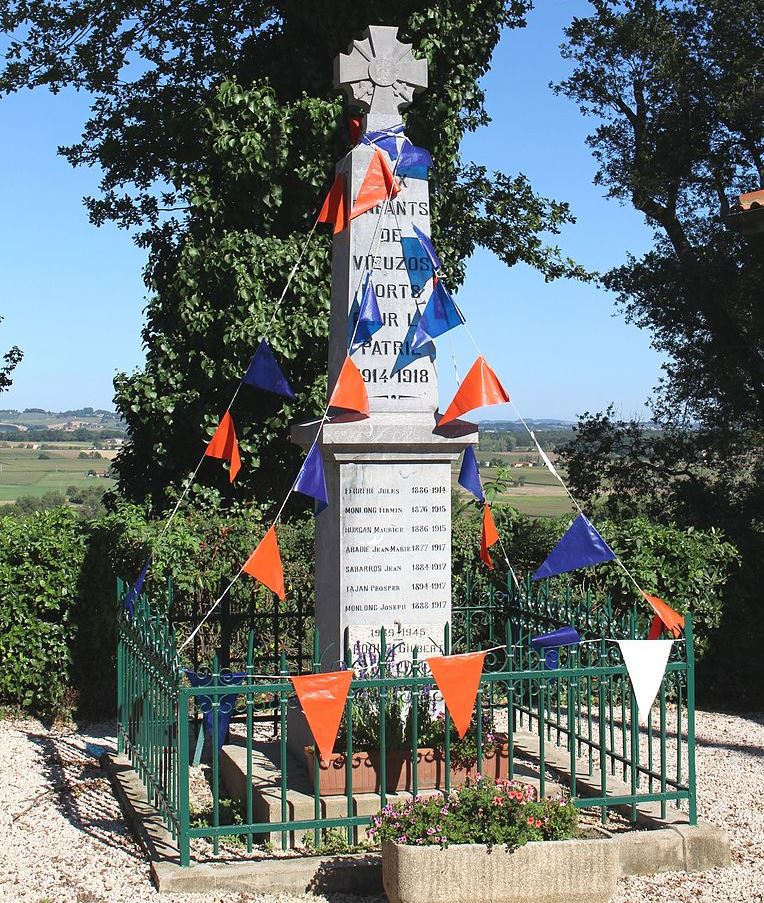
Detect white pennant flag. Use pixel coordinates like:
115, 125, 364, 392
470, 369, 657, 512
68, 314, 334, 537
530, 430, 565, 486
617, 640, 673, 724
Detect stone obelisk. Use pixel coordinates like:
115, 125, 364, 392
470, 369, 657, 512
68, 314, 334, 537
293, 25, 478, 678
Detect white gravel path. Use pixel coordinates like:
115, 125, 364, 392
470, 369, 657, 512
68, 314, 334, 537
0, 710, 761, 902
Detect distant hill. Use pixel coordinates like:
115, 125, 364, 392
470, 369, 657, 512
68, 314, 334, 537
0, 408, 126, 434
479, 419, 575, 431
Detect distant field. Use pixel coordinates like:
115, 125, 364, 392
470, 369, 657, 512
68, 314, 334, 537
452, 447, 572, 518
0, 447, 116, 501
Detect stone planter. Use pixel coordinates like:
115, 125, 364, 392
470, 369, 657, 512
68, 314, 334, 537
382, 837, 619, 903
305, 739, 510, 796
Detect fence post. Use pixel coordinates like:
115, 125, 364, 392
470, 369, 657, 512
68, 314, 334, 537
177, 689, 190, 867
685, 612, 697, 825
116, 578, 125, 756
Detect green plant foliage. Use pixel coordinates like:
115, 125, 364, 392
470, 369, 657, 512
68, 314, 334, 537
0, 508, 86, 716
368, 776, 578, 847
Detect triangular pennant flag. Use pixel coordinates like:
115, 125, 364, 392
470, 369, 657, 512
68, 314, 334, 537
438, 356, 510, 426
362, 124, 405, 158
348, 115, 363, 145
426, 651, 487, 739
291, 670, 353, 763
204, 411, 242, 482
349, 277, 383, 354
293, 443, 328, 510
318, 172, 348, 234
399, 236, 434, 297
532, 513, 616, 580
350, 148, 400, 220
530, 430, 565, 486
458, 446, 484, 502
243, 340, 296, 400
123, 559, 151, 617
329, 355, 369, 415
242, 525, 285, 600
647, 614, 664, 640
367, 133, 400, 160
641, 591, 685, 638
617, 640, 673, 724
412, 278, 464, 350
396, 143, 433, 180
412, 224, 442, 271
480, 504, 500, 568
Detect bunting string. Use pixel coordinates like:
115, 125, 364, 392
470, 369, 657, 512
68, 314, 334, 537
178, 149, 404, 653
446, 313, 667, 617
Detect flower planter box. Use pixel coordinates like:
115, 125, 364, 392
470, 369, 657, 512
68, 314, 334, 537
382, 837, 619, 903
305, 738, 511, 796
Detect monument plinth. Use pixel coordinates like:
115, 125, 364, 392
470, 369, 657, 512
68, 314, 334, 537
292, 25, 478, 676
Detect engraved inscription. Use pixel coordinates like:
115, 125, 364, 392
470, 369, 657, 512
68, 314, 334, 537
340, 462, 451, 628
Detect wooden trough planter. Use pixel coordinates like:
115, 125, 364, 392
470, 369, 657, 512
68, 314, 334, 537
305, 738, 511, 796
382, 836, 620, 903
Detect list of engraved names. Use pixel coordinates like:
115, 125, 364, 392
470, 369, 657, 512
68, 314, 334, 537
340, 461, 451, 627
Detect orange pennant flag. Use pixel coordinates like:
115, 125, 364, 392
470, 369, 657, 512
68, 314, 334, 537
204, 411, 241, 482
242, 525, 286, 600
642, 591, 684, 638
350, 148, 400, 220
291, 670, 353, 763
318, 172, 348, 234
480, 503, 500, 568
329, 355, 369, 414
438, 356, 510, 426
426, 651, 487, 739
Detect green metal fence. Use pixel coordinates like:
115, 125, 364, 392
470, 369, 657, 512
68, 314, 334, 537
117, 580, 696, 867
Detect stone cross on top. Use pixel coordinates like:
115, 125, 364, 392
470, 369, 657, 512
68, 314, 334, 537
334, 25, 427, 131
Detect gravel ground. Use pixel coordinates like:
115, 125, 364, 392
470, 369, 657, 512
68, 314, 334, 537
0, 709, 761, 902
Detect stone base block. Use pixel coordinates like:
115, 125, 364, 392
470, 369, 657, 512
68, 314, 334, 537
382, 838, 619, 903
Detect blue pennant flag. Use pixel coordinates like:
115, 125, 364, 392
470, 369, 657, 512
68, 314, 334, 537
243, 340, 296, 400
348, 278, 383, 354
532, 514, 616, 581
400, 237, 434, 297
185, 670, 246, 750
397, 144, 433, 180
363, 124, 405, 158
123, 559, 151, 617
458, 446, 484, 502
413, 224, 442, 272
293, 443, 329, 510
412, 280, 464, 351
390, 308, 435, 376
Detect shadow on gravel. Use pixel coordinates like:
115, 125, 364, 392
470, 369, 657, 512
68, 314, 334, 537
697, 737, 764, 757
21, 728, 144, 861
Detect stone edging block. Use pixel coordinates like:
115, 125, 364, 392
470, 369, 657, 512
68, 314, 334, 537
104, 754, 731, 895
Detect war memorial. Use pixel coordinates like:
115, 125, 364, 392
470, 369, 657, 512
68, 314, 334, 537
112, 24, 730, 901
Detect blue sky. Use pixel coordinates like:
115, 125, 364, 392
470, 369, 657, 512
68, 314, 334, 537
0, 2, 664, 421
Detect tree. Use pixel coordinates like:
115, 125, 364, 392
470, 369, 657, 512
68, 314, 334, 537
556, 0, 763, 431
1, 2, 587, 508
0, 316, 22, 394
555, 0, 763, 705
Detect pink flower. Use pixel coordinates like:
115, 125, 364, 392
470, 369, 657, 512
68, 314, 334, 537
440, 806, 449, 815
527, 816, 536, 825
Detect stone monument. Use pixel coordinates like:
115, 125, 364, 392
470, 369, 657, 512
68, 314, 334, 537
292, 25, 478, 678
